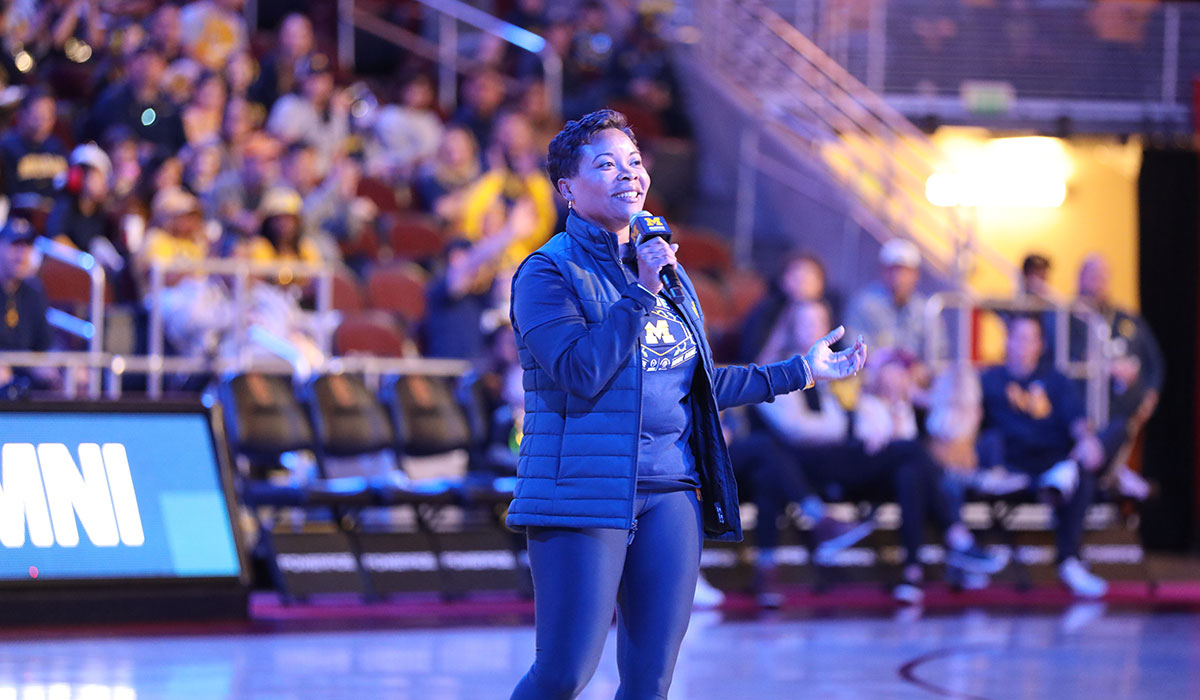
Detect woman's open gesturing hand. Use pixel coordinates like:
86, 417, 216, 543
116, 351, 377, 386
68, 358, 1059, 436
805, 326, 868, 381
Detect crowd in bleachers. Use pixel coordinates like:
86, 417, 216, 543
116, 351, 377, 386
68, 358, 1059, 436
725, 239, 1164, 604
0, 0, 690, 387
0, 1, 1167, 605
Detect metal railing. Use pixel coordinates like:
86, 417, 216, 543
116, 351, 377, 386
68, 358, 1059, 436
145, 258, 339, 399
764, 0, 1198, 130
680, 0, 1017, 289
925, 293, 1112, 426
34, 236, 106, 397
0, 351, 470, 401
338, 0, 562, 117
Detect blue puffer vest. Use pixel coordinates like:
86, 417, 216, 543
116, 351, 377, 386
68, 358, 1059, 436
506, 212, 811, 542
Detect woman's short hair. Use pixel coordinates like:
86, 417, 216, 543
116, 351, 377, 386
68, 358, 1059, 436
546, 109, 637, 184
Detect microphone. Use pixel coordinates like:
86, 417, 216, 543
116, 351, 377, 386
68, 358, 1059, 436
629, 210, 684, 302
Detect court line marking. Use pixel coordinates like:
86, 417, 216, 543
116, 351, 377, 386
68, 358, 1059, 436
898, 645, 998, 700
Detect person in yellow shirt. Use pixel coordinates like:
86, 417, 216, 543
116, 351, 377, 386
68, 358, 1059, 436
457, 112, 556, 268
246, 187, 321, 265
137, 187, 209, 287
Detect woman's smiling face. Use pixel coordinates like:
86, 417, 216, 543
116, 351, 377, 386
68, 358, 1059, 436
558, 128, 650, 240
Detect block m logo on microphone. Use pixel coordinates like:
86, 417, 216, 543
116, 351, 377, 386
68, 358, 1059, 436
637, 216, 668, 233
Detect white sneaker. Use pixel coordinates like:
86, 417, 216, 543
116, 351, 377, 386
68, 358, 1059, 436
1039, 460, 1080, 504
974, 467, 1031, 496
693, 573, 726, 609
1058, 557, 1108, 598
1113, 464, 1151, 501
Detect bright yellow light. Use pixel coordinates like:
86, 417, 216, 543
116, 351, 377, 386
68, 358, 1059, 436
926, 136, 1070, 208
14, 51, 32, 73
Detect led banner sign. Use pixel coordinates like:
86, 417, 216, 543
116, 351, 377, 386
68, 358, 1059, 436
0, 407, 243, 583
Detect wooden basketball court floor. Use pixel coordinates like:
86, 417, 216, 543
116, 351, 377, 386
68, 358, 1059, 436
2, 598, 1197, 700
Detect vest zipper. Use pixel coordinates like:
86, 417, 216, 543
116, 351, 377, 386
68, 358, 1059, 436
627, 518, 638, 546
662, 286, 729, 530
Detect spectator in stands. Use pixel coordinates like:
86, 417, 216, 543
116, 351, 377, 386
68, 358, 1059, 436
845, 238, 945, 364
302, 155, 375, 267
148, 4, 184, 63
504, 0, 548, 35
224, 49, 258, 103
249, 12, 313, 110
449, 68, 507, 153
266, 52, 349, 175
181, 140, 223, 202
84, 43, 187, 154
280, 142, 320, 197
516, 81, 559, 158
136, 186, 209, 282
161, 55, 204, 106
136, 186, 224, 357
44, 142, 124, 272
979, 314, 1113, 597
1021, 252, 1054, 304
101, 124, 142, 204
209, 130, 280, 241
412, 125, 481, 223
0, 217, 55, 396
745, 299, 1002, 605
611, 11, 690, 140
560, 3, 618, 117
462, 321, 525, 477
0, 3, 37, 87
423, 198, 537, 361
0, 87, 69, 218
36, 0, 106, 96
180, 0, 247, 72
362, 74, 444, 184
220, 96, 258, 169
458, 112, 557, 268
1070, 255, 1160, 500
247, 186, 321, 265
182, 71, 226, 147
141, 154, 185, 213
737, 252, 833, 364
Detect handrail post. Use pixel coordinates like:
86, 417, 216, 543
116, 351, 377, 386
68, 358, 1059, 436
233, 264, 249, 372
866, 0, 886, 92
316, 267, 335, 359
148, 263, 165, 399
339, 0, 356, 73
87, 264, 105, 399
734, 126, 758, 268
540, 52, 563, 119
1162, 4, 1180, 105
106, 355, 124, 400
438, 13, 457, 114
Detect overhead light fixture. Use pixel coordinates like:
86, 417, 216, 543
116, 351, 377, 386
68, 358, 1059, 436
926, 136, 1070, 208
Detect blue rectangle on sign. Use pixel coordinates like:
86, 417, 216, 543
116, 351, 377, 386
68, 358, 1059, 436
161, 492, 240, 577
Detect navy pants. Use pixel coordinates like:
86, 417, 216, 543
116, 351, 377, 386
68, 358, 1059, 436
731, 433, 955, 565
509, 489, 702, 700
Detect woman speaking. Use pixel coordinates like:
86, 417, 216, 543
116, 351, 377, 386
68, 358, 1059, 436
507, 109, 867, 699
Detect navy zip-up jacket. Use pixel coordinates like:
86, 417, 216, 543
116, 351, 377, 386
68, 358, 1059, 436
507, 212, 813, 542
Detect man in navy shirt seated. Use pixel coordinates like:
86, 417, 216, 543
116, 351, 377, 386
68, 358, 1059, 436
0, 217, 54, 397
980, 314, 1112, 597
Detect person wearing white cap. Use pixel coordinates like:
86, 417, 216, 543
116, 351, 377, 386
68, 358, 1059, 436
844, 238, 946, 365
45, 142, 124, 274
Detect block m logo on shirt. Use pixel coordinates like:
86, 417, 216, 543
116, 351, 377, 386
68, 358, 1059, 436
644, 319, 678, 345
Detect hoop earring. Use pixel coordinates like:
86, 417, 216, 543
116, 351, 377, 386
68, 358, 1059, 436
567, 199, 575, 210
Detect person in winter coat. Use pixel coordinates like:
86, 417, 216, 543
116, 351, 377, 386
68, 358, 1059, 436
506, 109, 867, 700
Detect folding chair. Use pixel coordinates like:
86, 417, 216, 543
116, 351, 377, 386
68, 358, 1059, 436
304, 371, 464, 598
219, 372, 376, 601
